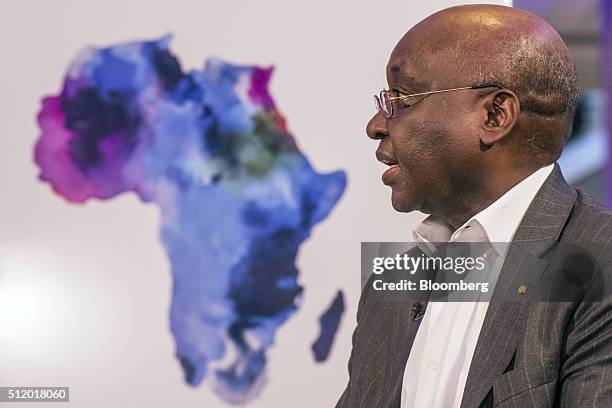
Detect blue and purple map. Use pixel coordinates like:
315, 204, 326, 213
33, 36, 346, 403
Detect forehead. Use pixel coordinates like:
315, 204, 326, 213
386, 40, 472, 92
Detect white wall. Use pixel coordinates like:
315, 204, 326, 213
0, 0, 506, 406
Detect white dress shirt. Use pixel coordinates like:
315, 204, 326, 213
400, 164, 555, 408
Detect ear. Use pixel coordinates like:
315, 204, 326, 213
480, 89, 520, 147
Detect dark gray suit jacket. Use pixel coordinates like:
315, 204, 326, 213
336, 164, 612, 407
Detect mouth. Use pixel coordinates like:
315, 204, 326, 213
376, 151, 401, 185
381, 160, 399, 167
380, 159, 398, 167
376, 151, 399, 167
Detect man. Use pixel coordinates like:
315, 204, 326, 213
336, 4, 612, 408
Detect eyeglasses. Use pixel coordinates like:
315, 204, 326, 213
374, 84, 502, 119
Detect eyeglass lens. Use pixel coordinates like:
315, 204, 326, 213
374, 91, 392, 118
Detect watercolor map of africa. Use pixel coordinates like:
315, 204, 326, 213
33, 35, 346, 403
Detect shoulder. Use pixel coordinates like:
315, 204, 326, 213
559, 188, 612, 273
563, 188, 612, 244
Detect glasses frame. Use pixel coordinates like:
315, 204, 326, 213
374, 84, 503, 119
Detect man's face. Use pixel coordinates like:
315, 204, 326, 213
367, 43, 483, 215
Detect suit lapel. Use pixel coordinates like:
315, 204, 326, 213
460, 164, 577, 408
388, 247, 436, 407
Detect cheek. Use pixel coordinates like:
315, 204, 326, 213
393, 128, 472, 199
391, 119, 448, 173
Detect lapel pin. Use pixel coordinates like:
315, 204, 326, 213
518, 285, 527, 295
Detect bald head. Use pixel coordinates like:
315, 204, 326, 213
389, 4, 579, 160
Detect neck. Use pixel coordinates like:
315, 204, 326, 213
436, 164, 545, 230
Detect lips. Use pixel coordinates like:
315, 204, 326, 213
376, 151, 401, 185
382, 164, 401, 185
376, 151, 398, 165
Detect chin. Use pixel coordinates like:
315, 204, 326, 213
390, 190, 421, 213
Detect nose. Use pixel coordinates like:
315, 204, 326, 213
366, 111, 388, 140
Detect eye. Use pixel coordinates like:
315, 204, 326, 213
391, 89, 421, 108
389, 89, 402, 98
400, 95, 421, 108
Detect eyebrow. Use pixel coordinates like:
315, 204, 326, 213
388, 64, 431, 93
